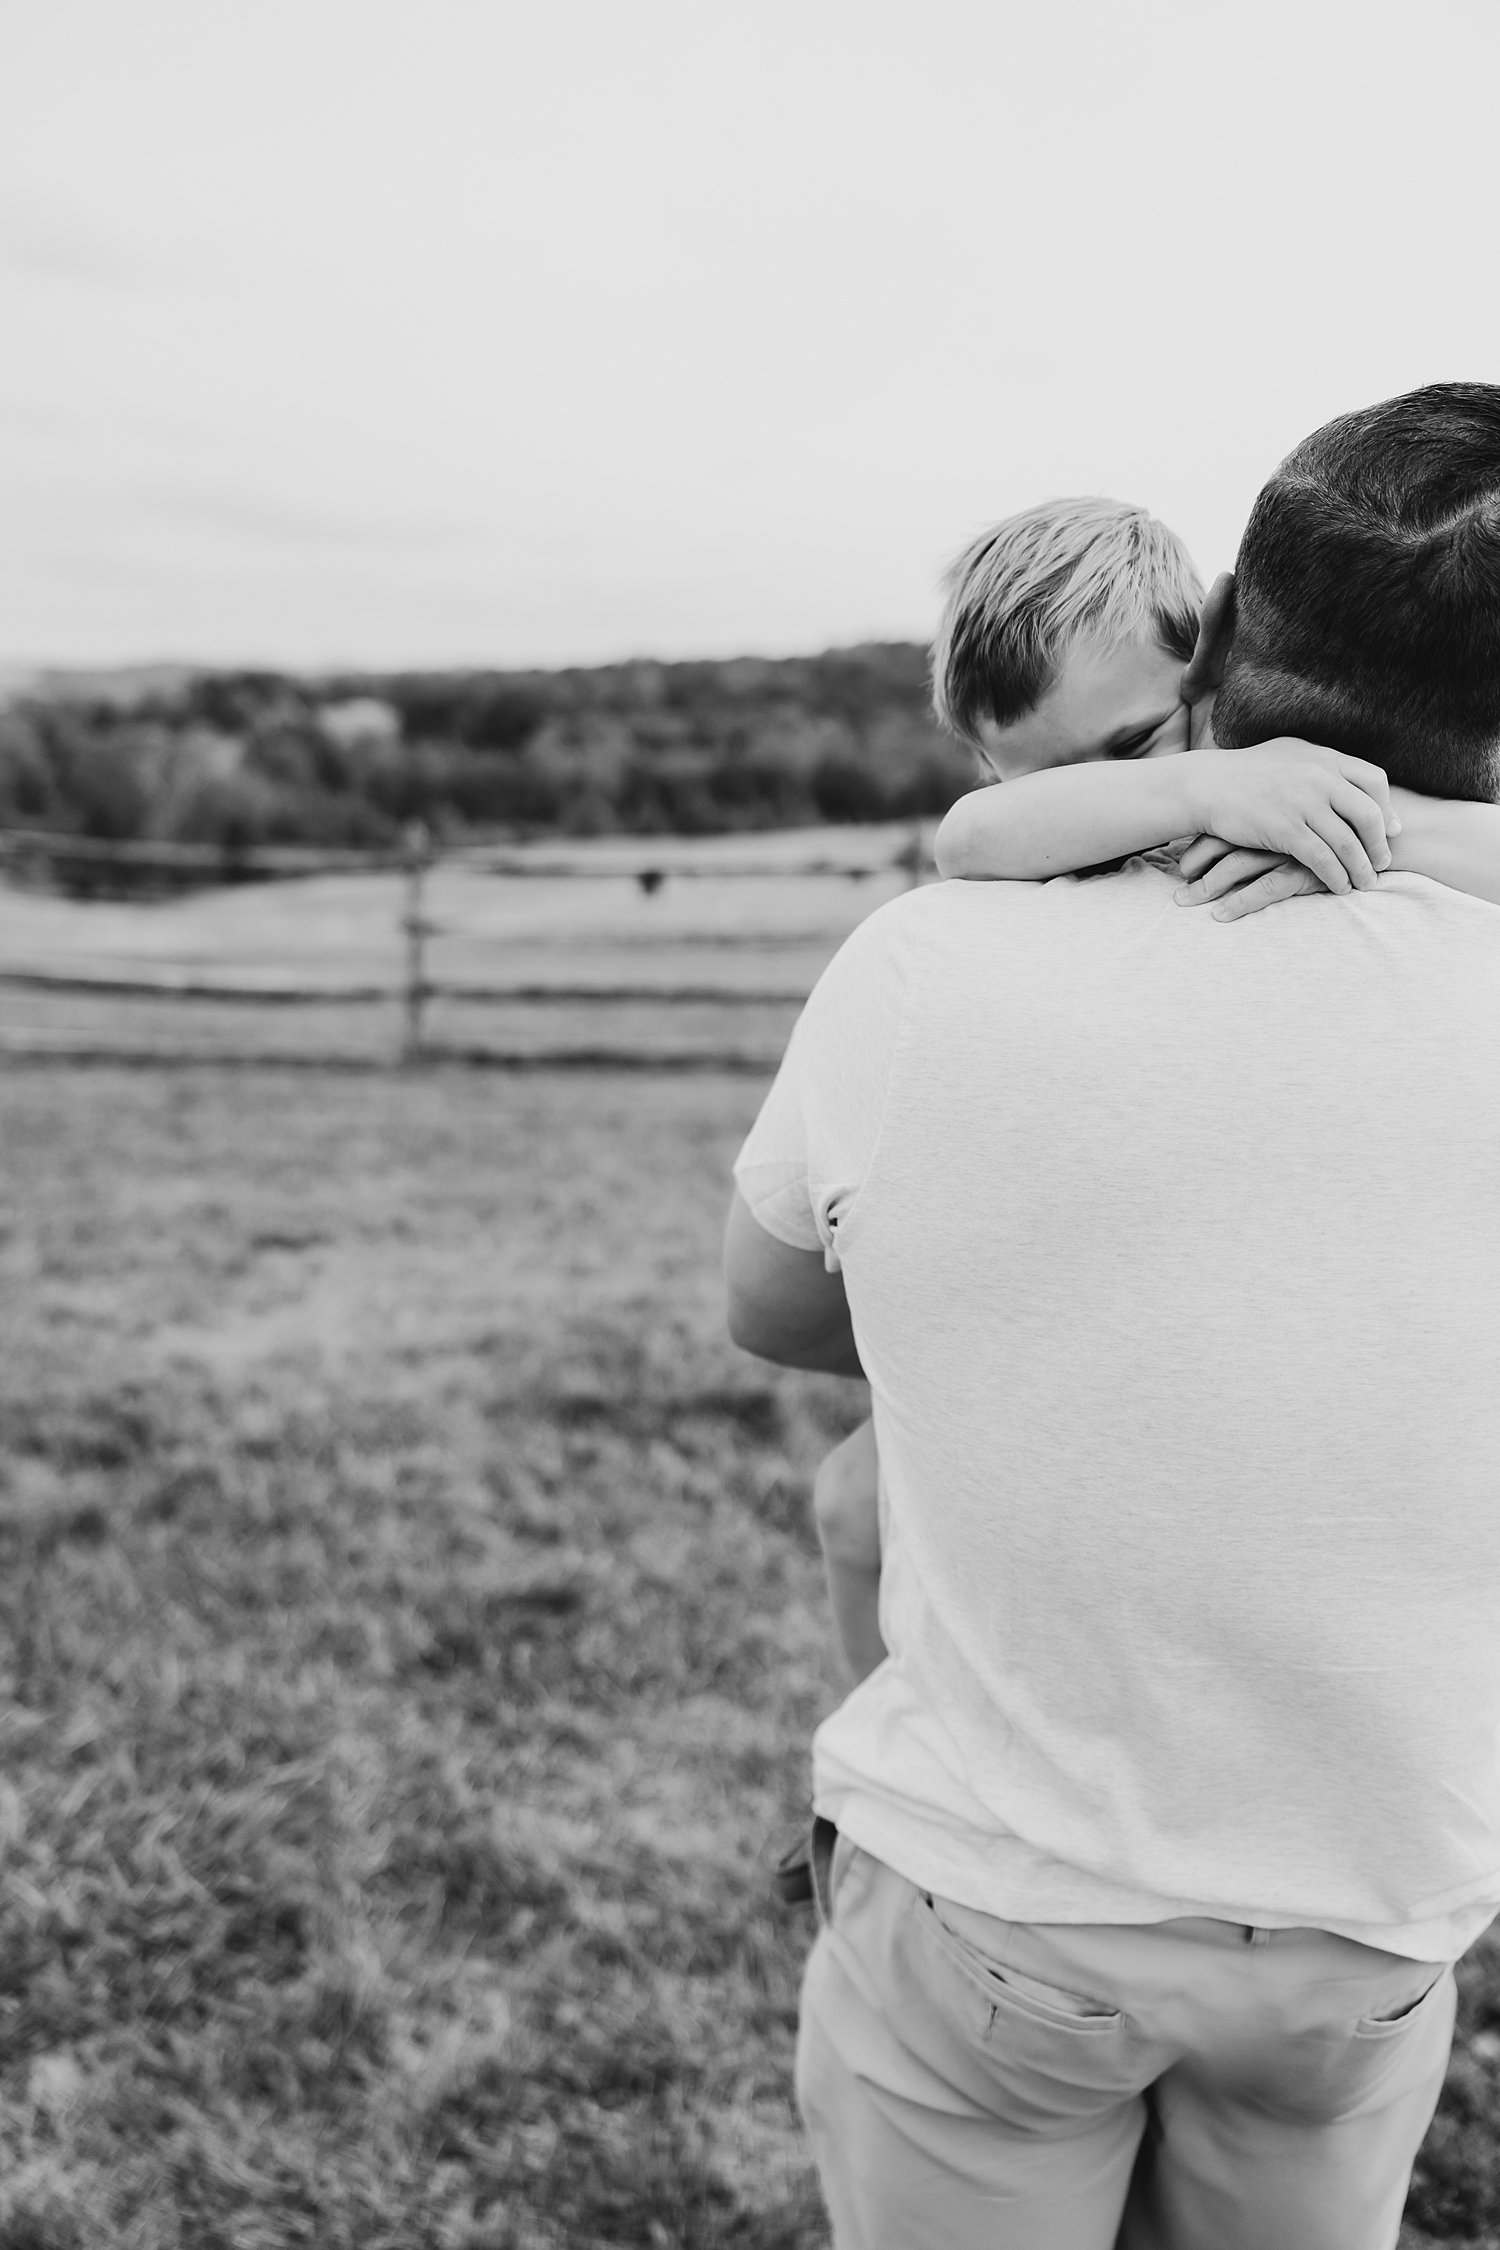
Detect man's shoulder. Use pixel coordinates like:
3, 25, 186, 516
817, 879, 985, 983
815, 865, 1175, 1010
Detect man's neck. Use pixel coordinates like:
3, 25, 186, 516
1186, 692, 1218, 753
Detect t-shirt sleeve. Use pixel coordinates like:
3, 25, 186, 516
733, 898, 913, 1267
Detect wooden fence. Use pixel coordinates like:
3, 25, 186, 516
0, 823, 927, 1069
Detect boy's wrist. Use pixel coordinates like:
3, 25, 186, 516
1158, 749, 1216, 840
1178, 747, 1241, 839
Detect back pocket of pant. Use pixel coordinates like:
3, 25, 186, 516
915, 1892, 1123, 2036
1353, 1970, 1449, 2041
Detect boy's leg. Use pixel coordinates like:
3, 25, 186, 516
796, 1843, 1149, 2250
813, 1417, 887, 1683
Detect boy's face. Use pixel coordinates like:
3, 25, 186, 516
975, 633, 1191, 782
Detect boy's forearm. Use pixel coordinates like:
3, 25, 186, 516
934, 757, 1201, 880
1386, 787, 1500, 906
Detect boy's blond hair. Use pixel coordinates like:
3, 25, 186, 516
931, 498, 1204, 747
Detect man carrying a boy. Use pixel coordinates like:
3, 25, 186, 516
725, 383, 1500, 2249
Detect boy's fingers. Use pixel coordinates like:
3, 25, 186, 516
1333, 752, 1395, 827
1211, 864, 1323, 920
1174, 848, 1284, 904
1308, 801, 1390, 890
1175, 834, 1238, 881
1330, 780, 1394, 873
1299, 816, 1360, 892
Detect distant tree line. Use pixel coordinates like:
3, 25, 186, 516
0, 647, 979, 871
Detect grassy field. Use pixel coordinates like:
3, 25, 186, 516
0, 1061, 1497, 2248
0, 1063, 858, 2248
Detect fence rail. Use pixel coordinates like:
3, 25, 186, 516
0, 821, 927, 1067
0, 829, 409, 877
0, 970, 813, 1006
0, 827, 923, 883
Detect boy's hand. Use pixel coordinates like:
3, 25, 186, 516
1185, 742, 1397, 896
1174, 839, 1326, 920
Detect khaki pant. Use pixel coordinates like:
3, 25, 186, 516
797, 1840, 1456, 2250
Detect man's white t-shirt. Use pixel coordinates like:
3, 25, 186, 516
735, 863, 1500, 1961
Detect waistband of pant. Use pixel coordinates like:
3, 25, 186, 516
818, 1820, 1392, 1950
813, 1820, 1448, 1958
1159, 1915, 1319, 1948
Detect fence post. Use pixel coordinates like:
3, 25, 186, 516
905, 820, 925, 888
401, 821, 431, 1064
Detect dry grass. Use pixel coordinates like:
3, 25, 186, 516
0, 1063, 1495, 2248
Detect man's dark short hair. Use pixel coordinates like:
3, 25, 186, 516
1214, 383, 1500, 799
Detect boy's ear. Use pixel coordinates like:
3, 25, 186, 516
1181, 572, 1235, 705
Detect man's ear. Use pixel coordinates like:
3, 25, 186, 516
1181, 572, 1235, 706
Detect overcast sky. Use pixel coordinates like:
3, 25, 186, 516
1, 0, 1497, 671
